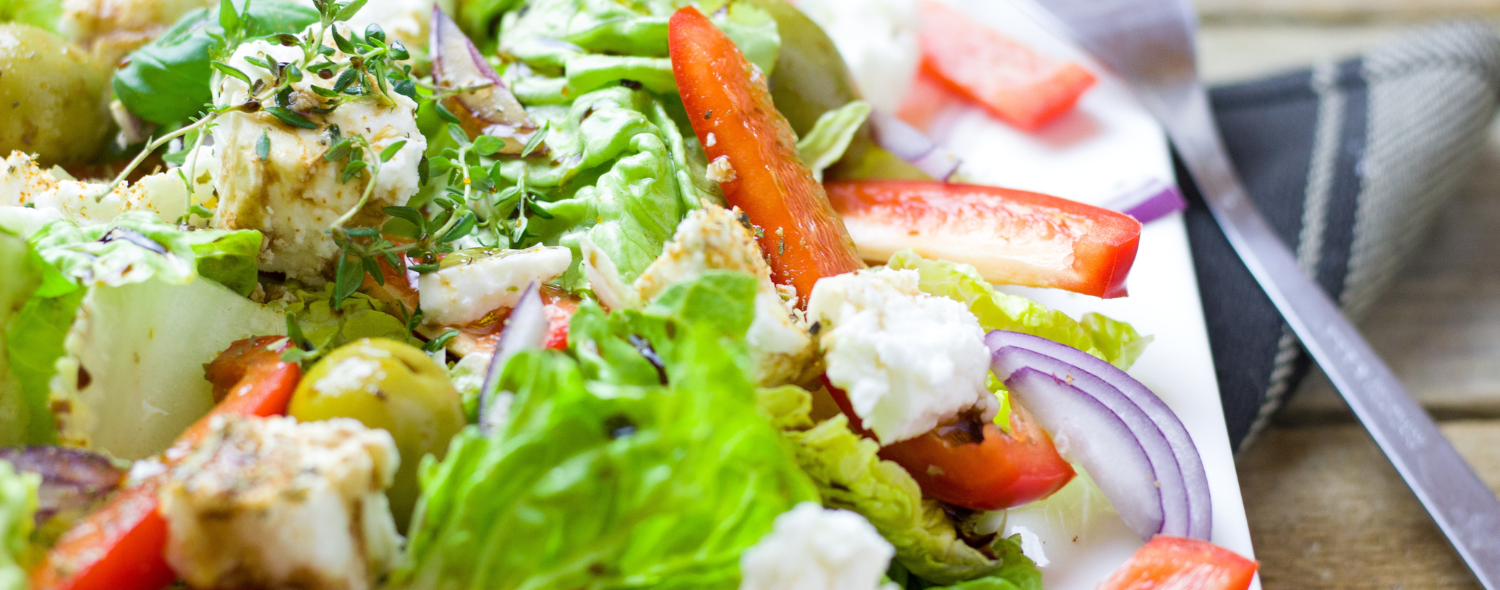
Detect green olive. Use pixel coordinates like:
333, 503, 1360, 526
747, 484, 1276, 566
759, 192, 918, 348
290, 338, 465, 531
0, 24, 111, 165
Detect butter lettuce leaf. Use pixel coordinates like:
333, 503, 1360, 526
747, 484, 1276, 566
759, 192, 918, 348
27, 211, 262, 295
0, 232, 42, 447
756, 385, 1036, 585
886, 535, 1042, 590
0, 0, 61, 32
397, 276, 816, 590
797, 100, 871, 181
0, 459, 39, 590
887, 250, 1150, 370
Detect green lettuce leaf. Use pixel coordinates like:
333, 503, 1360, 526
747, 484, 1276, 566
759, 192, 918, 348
0, 232, 41, 447
463, 0, 775, 288
0, 460, 39, 590
266, 283, 415, 353
49, 277, 285, 459
396, 290, 816, 589
28, 211, 263, 295
0, 0, 61, 32
796, 100, 870, 181
112, 1, 319, 124
887, 250, 1150, 370
886, 535, 1042, 590
756, 385, 1035, 585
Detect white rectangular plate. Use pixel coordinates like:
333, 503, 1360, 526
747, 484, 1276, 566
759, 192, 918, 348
921, 1, 1260, 587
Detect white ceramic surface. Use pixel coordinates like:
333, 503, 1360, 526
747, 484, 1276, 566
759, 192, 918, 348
921, 1, 1260, 587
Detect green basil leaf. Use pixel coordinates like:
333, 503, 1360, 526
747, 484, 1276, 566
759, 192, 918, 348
113, 1, 318, 125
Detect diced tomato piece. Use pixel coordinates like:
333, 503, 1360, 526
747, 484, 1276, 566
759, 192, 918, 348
33, 337, 301, 590
825, 180, 1140, 298
539, 290, 577, 350
896, 69, 965, 132
826, 381, 1075, 511
917, 0, 1095, 130
669, 6, 865, 304
1099, 536, 1258, 590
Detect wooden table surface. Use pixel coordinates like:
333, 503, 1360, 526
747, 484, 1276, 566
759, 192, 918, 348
1196, 3, 1500, 587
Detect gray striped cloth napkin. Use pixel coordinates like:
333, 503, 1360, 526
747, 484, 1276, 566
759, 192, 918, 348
1185, 21, 1500, 451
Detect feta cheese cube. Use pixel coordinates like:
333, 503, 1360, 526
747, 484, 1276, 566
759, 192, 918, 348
635, 204, 819, 387
212, 25, 427, 283
158, 415, 402, 590
417, 245, 572, 326
806, 268, 997, 445
739, 502, 898, 590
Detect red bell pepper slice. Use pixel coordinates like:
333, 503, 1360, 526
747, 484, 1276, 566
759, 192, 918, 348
1098, 536, 1259, 590
917, 0, 1096, 130
825, 180, 1141, 299
32, 336, 301, 590
669, 6, 865, 304
826, 381, 1074, 511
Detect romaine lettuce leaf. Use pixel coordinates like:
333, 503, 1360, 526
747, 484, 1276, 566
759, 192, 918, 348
27, 211, 262, 295
887, 250, 1150, 370
0, 232, 41, 447
50, 277, 285, 459
464, 0, 776, 288
886, 535, 1042, 590
755, 385, 1036, 585
797, 100, 871, 181
0, 459, 39, 590
396, 291, 817, 589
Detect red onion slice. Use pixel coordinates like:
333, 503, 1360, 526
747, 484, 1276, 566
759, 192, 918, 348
477, 281, 549, 433
430, 5, 541, 154
991, 346, 1188, 538
0, 446, 124, 527
986, 330, 1212, 540
1100, 178, 1188, 224
868, 110, 962, 182
1004, 367, 1164, 539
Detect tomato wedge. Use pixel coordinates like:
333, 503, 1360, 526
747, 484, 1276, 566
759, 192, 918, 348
825, 180, 1141, 299
895, 69, 966, 133
669, 6, 864, 304
826, 382, 1075, 511
917, 0, 1095, 130
32, 336, 301, 590
1099, 536, 1258, 590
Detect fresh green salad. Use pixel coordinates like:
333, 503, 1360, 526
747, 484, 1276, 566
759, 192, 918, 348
0, 0, 1256, 588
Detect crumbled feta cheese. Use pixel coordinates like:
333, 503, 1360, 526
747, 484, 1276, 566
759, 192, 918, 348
313, 355, 386, 396
795, 0, 920, 113
706, 155, 737, 183
417, 245, 572, 326
740, 503, 897, 590
706, 132, 717, 147
580, 236, 641, 311
158, 415, 401, 590
0, 150, 216, 228
212, 24, 427, 283
635, 204, 818, 387
806, 268, 997, 445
